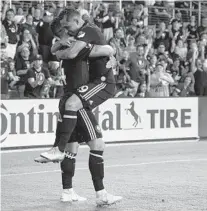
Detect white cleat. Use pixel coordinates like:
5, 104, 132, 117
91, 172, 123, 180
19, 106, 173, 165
34, 156, 59, 164
60, 189, 87, 202
40, 147, 65, 162
96, 189, 122, 206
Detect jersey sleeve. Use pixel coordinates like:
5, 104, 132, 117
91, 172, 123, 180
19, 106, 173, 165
76, 26, 95, 44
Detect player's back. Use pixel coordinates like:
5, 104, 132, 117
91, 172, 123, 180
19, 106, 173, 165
76, 23, 115, 83
61, 43, 91, 92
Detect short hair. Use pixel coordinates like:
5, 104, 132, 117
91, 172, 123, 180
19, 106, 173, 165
26, 14, 33, 19
50, 18, 62, 37
6, 9, 14, 15
59, 8, 80, 22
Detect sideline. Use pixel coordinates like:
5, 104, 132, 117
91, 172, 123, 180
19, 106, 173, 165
1, 158, 207, 177
0, 139, 199, 154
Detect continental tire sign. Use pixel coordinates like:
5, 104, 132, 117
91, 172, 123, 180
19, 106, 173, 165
0, 98, 198, 148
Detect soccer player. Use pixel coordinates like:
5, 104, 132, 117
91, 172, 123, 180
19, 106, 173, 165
35, 16, 121, 205
39, 9, 122, 206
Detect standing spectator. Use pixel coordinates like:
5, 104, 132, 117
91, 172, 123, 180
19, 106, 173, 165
33, 8, 42, 26
126, 17, 139, 37
172, 76, 195, 97
194, 59, 207, 96
14, 7, 26, 25
36, 11, 54, 63
102, 9, 116, 42
125, 36, 136, 54
0, 21, 8, 49
48, 61, 64, 98
186, 16, 199, 44
7, 58, 20, 89
197, 17, 207, 39
109, 28, 126, 61
0, 51, 9, 99
18, 14, 38, 44
2, 9, 18, 59
128, 45, 150, 93
154, 22, 170, 50
149, 62, 174, 97
24, 54, 52, 98
17, 28, 38, 58
171, 39, 188, 61
15, 46, 32, 98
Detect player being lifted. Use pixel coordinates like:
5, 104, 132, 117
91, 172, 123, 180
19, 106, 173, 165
36, 10, 122, 206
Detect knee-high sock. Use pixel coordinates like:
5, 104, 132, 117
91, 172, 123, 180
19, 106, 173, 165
58, 111, 77, 152
89, 150, 104, 191
60, 152, 76, 189
53, 121, 62, 147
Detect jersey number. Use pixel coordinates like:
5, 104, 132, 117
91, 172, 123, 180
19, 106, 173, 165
77, 85, 89, 93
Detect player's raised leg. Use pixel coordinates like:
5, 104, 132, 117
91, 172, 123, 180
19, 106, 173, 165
41, 94, 84, 161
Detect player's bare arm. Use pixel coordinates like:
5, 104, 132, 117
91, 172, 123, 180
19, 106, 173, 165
55, 40, 87, 59
51, 37, 76, 55
55, 43, 115, 60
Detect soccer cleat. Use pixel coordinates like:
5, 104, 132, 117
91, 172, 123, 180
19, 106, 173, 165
34, 156, 59, 164
96, 189, 122, 206
40, 147, 65, 162
34, 156, 51, 163
60, 189, 87, 202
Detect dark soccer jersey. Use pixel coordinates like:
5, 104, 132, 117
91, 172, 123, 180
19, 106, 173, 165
75, 22, 115, 83
62, 46, 91, 92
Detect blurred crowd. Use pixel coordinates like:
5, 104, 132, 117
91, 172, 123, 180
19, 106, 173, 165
1, 0, 207, 99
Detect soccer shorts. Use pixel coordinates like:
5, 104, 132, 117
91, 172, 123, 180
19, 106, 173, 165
59, 93, 102, 143
75, 78, 116, 109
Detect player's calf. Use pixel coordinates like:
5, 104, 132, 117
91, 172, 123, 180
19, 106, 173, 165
41, 95, 83, 161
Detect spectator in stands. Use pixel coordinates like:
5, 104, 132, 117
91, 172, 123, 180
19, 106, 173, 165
33, 8, 42, 26
14, 7, 26, 25
16, 28, 38, 58
24, 54, 53, 98
0, 50, 9, 99
148, 54, 157, 73
149, 62, 174, 97
7, 58, 20, 90
36, 11, 54, 63
2, 9, 18, 59
156, 42, 173, 65
171, 39, 188, 61
18, 14, 38, 44
186, 15, 199, 44
15, 46, 32, 98
126, 17, 139, 37
154, 22, 170, 50
153, 0, 171, 23
172, 76, 194, 97
135, 81, 148, 97
109, 28, 126, 61
125, 36, 136, 54
0, 21, 8, 50
48, 61, 64, 98
198, 17, 207, 39
193, 58, 207, 96
102, 8, 116, 42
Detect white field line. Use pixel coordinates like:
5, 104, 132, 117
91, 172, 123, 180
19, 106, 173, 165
0, 140, 199, 154
1, 158, 207, 177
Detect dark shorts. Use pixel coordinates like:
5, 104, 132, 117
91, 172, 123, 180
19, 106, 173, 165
75, 78, 116, 109
59, 93, 102, 143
